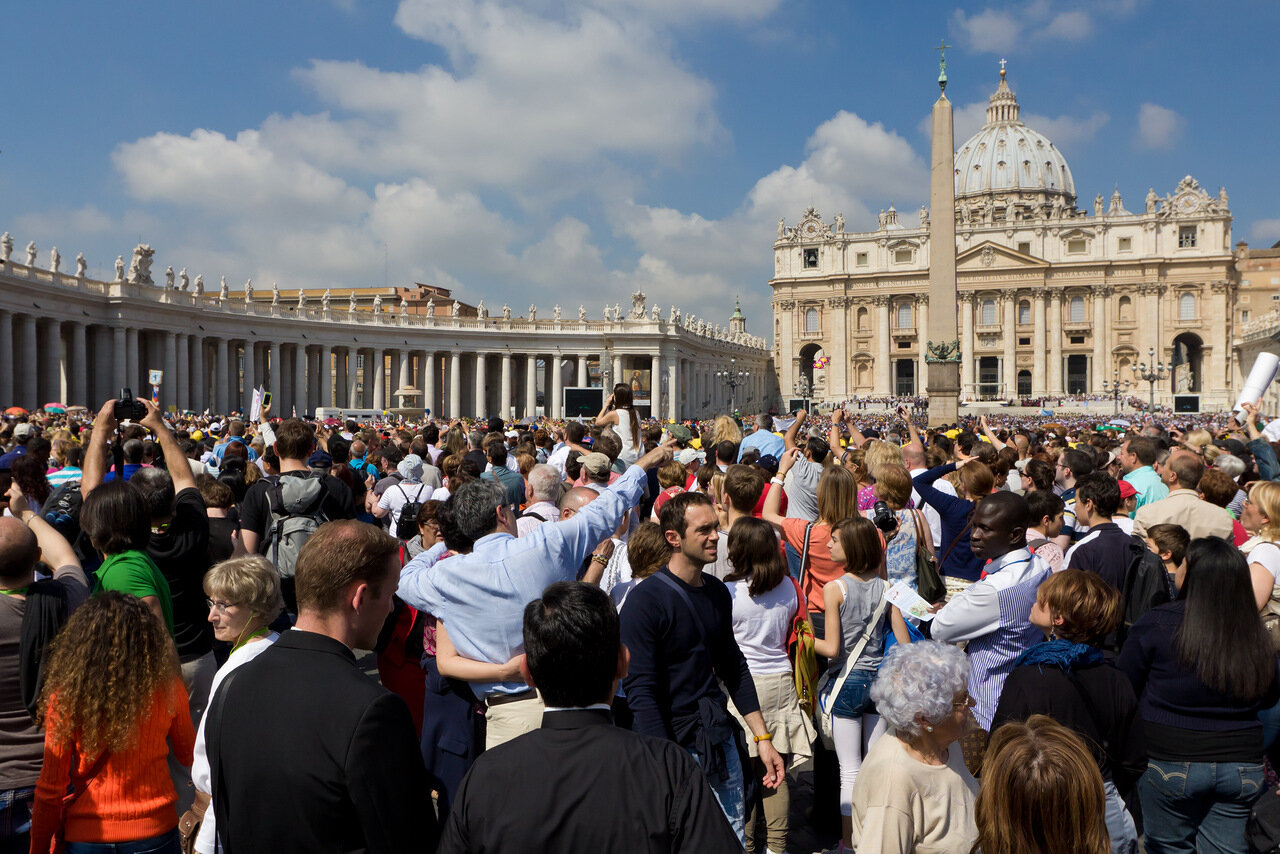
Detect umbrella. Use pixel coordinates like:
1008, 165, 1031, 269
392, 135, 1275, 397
4, 406, 28, 416
323, 418, 342, 427
42, 402, 67, 414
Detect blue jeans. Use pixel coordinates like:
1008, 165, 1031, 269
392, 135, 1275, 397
1139, 758, 1265, 854
65, 828, 180, 854
826, 669, 876, 719
1102, 778, 1137, 854
0, 786, 34, 854
687, 736, 746, 847
784, 541, 803, 583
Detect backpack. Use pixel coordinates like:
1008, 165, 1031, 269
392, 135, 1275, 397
393, 483, 427, 541
41, 480, 94, 564
263, 474, 329, 578
1118, 533, 1173, 647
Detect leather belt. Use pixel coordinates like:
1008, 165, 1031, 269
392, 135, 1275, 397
485, 689, 536, 707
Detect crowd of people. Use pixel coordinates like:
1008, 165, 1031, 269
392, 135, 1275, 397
1, 386, 1280, 853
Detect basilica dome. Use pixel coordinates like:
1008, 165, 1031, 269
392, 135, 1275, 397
954, 69, 1076, 208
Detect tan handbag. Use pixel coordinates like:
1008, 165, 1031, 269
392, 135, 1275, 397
178, 790, 212, 854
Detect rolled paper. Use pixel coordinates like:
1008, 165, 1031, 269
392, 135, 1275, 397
1234, 352, 1280, 415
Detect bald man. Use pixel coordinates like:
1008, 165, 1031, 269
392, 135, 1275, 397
932, 491, 1051, 731
0, 488, 88, 850
1132, 449, 1233, 542
558, 487, 620, 586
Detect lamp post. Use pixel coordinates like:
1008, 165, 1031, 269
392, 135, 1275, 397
716, 357, 750, 414
794, 375, 811, 414
1101, 370, 1131, 416
1136, 347, 1168, 412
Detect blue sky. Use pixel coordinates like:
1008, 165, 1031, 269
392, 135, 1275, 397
3, 0, 1278, 331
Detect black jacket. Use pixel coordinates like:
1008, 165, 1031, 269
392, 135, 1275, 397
438, 708, 741, 854
206, 629, 436, 854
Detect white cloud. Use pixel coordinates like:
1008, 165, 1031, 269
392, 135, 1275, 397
1250, 219, 1280, 246
1134, 103, 1185, 149
1042, 10, 1093, 41
950, 7, 1024, 53
950, 1, 1124, 54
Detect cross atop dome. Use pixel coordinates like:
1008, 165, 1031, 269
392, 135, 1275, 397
999, 58, 1007, 78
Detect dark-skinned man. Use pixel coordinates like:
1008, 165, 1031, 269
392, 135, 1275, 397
932, 489, 1051, 732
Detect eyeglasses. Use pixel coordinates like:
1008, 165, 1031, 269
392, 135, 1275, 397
952, 694, 976, 710
207, 598, 238, 614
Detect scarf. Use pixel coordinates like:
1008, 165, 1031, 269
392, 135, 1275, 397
1013, 638, 1103, 673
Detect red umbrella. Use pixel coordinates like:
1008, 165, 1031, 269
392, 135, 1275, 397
42, 402, 67, 414
4, 406, 28, 416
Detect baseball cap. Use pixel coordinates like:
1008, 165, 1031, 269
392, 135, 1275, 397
581, 452, 612, 477
13, 424, 35, 441
676, 448, 705, 466
191, 430, 204, 441
666, 424, 692, 445
1117, 480, 1138, 500
756, 454, 780, 475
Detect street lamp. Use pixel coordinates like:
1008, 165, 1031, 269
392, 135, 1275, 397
794, 375, 812, 413
1136, 347, 1168, 412
716, 357, 750, 414
1101, 370, 1131, 416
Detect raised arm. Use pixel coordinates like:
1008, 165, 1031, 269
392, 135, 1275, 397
80, 400, 117, 497
7, 484, 80, 572
902, 408, 925, 454
761, 448, 800, 530
594, 392, 618, 428
140, 399, 196, 493
979, 415, 1007, 451
783, 410, 807, 452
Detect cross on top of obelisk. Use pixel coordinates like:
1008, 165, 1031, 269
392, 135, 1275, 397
936, 39, 951, 90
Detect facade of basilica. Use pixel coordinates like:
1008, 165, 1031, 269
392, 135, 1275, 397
770, 68, 1242, 411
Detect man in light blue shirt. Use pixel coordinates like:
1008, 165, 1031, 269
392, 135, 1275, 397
398, 441, 672, 748
1119, 436, 1168, 511
737, 414, 784, 462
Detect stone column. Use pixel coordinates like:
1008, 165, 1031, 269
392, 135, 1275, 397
0, 312, 12, 409
320, 346, 333, 408
422, 352, 436, 417
126, 328, 140, 392
18, 316, 37, 408
397, 350, 412, 410
66, 322, 87, 407
612, 354, 623, 387
577, 355, 589, 388
176, 333, 190, 411
1032, 289, 1047, 396
651, 353, 662, 417
1002, 295, 1016, 398
215, 339, 229, 413
294, 344, 308, 415
525, 355, 538, 417
475, 353, 488, 418
667, 358, 679, 421
190, 336, 205, 413
112, 326, 127, 396
449, 351, 462, 417
371, 349, 384, 411
550, 353, 563, 419
242, 341, 256, 412
352, 350, 365, 408
1211, 282, 1229, 397
500, 353, 512, 420
269, 342, 282, 401
875, 296, 891, 395
959, 295, 974, 398
1092, 285, 1109, 392
334, 348, 348, 408
51, 322, 67, 405
163, 332, 178, 412
1048, 291, 1063, 395
830, 296, 849, 398
916, 298, 929, 397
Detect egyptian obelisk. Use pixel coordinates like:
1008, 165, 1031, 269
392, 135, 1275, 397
926, 41, 961, 426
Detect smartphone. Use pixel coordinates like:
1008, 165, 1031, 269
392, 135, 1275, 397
262, 391, 273, 408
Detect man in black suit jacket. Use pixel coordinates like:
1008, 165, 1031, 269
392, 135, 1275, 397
437, 581, 741, 854
207, 520, 436, 853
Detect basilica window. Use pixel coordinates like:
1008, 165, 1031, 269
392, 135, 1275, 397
1118, 237, 1132, 251
1179, 293, 1195, 321
805, 308, 819, 333
1017, 241, 1031, 255
980, 299, 996, 326
856, 252, 869, 266
1069, 296, 1085, 323
857, 308, 869, 331
1178, 226, 1197, 248
894, 248, 913, 264
803, 248, 819, 268
1118, 296, 1133, 322
896, 303, 912, 329
1066, 238, 1087, 254
1018, 301, 1031, 325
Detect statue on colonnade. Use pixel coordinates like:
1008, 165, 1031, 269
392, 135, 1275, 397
75, 253, 86, 278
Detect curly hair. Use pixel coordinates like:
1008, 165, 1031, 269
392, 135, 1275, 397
870, 640, 969, 738
36, 592, 179, 757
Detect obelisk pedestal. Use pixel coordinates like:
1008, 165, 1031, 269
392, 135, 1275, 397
926, 46, 961, 427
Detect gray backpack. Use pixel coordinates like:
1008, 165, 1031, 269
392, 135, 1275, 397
263, 474, 329, 579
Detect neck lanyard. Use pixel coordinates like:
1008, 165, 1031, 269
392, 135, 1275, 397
232, 627, 269, 653
0, 587, 28, 597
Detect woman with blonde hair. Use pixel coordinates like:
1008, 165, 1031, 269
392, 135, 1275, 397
707, 414, 744, 451
1242, 479, 1280, 611
975, 715, 1110, 854
857, 441, 905, 511
1182, 428, 1213, 457
867, 464, 930, 588
188, 555, 284, 853
30, 593, 193, 854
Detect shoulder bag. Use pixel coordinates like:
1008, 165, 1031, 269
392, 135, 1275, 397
911, 510, 946, 604
814, 581, 888, 750
787, 576, 819, 716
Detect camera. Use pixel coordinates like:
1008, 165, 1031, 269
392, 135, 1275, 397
113, 388, 147, 422
872, 500, 897, 533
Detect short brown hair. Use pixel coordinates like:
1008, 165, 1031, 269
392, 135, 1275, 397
274, 418, 316, 461
1147, 523, 1190, 567
657, 461, 687, 489
1035, 569, 1121, 644
723, 465, 764, 514
832, 516, 884, 577
294, 520, 400, 613
196, 474, 235, 510
725, 517, 787, 596
80, 480, 151, 555
872, 464, 913, 511
816, 465, 859, 526
626, 522, 670, 580
1197, 468, 1237, 508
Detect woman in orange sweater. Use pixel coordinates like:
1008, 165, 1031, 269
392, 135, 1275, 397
30, 592, 194, 854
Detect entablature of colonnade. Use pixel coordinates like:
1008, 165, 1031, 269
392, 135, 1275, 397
0, 254, 770, 358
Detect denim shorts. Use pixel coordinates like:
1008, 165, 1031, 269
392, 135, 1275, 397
826, 669, 877, 719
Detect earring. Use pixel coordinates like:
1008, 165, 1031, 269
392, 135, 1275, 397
926, 725, 934, 732
1049, 629, 1058, 640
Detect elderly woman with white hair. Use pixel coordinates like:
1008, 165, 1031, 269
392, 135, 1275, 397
848, 641, 979, 854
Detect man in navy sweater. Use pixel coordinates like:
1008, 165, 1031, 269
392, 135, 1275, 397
621, 491, 784, 845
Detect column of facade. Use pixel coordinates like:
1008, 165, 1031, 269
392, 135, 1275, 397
112, 326, 127, 397
126, 329, 139, 393
319, 345, 333, 408
241, 341, 256, 412
268, 342, 282, 402
916, 298, 929, 396
1048, 291, 1064, 395
422, 352, 436, 417
667, 358, 678, 421
874, 297, 891, 395
0, 312, 12, 408
371, 349, 384, 411
577, 355, 589, 388
395, 349, 410, 411
1211, 282, 1229, 395
831, 297, 849, 398
474, 353, 488, 418
215, 339, 229, 413
612, 354, 623, 388
651, 353, 662, 417
18, 316, 36, 408
175, 333, 190, 411
49, 322, 66, 405
1032, 289, 1047, 396
1002, 295, 1017, 398
191, 336, 205, 413
1092, 285, 1109, 391
294, 344, 308, 415
66, 322, 87, 407
500, 354, 512, 420
525, 355, 538, 417
448, 350, 462, 417
959, 295, 974, 399
334, 348, 349, 408
352, 349, 366, 408
162, 333, 178, 412
550, 353, 563, 419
